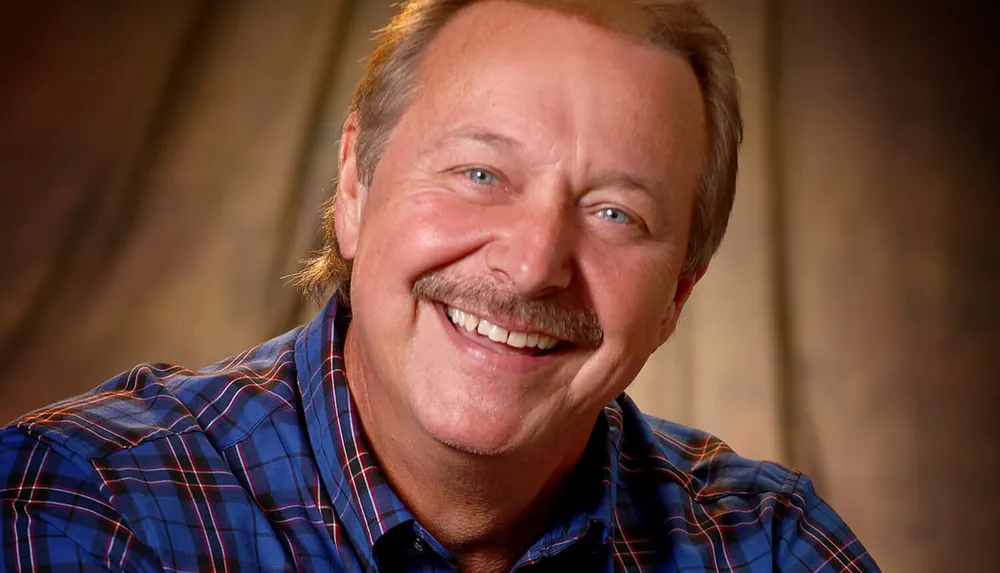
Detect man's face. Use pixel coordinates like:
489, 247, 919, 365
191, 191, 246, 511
336, 1, 706, 455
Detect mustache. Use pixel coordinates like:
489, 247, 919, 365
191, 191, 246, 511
412, 272, 603, 347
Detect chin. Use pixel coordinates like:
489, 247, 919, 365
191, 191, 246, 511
414, 394, 534, 457
436, 437, 508, 457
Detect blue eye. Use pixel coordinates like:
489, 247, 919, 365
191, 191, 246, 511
466, 168, 500, 185
597, 207, 631, 224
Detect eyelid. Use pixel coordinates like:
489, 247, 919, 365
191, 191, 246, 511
466, 167, 501, 185
597, 206, 631, 223
450, 165, 507, 188
589, 203, 650, 233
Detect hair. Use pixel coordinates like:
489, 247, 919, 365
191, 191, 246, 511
296, 0, 742, 301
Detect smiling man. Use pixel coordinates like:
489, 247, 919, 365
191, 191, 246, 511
0, 1, 879, 572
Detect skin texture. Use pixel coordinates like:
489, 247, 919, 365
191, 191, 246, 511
334, 2, 707, 571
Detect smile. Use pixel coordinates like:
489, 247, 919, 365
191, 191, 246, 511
445, 306, 560, 352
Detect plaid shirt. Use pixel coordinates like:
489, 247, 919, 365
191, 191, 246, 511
1, 298, 878, 572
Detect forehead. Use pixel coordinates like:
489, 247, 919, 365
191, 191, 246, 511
513, 0, 656, 40
391, 1, 706, 192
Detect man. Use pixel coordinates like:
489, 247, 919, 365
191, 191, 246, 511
0, 1, 879, 571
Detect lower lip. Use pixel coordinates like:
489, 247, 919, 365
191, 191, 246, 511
433, 304, 560, 373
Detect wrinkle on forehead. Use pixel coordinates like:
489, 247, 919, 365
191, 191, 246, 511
396, 0, 706, 214
415, 0, 679, 90
511, 0, 654, 40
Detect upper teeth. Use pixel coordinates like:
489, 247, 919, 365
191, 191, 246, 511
446, 306, 559, 350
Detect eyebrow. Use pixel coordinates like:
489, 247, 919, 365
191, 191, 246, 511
590, 171, 663, 198
423, 127, 526, 156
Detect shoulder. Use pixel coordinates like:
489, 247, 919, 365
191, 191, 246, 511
608, 395, 880, 571
0, 329, 306, 570
5, 327, 303, 463
611, 394, 799, 502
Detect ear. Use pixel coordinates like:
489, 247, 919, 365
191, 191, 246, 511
334, 113, 367, 261
656, 265, 708, 346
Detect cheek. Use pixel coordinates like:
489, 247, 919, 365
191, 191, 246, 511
583, 248, 678, 348
353, 191, 489, 291
348, 192, 490, 390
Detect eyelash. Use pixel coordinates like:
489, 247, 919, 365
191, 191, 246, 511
596, 207, 631, 225
464, 168, 501, 186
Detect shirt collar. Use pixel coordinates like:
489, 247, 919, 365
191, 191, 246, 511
517, 405, 620, 566
294, 296, 416, 570
294, 296, 621, 567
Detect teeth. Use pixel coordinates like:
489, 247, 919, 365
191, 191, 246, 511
487, 324, 509, 343
537, 335, 557, 350
476, 320, 490, 336
506, 331, 527, 348
446, 306, 560, 351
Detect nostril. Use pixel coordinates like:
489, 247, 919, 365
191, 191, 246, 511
482, 233, 576, 298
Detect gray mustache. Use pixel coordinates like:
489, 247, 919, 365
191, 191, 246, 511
412, 273, 603, 347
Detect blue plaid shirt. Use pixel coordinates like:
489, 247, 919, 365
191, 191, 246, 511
1, 297, 878, 572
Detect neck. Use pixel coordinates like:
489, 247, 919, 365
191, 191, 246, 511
343, 327, 593, 573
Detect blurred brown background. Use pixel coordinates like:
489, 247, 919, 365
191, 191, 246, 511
1, 1, 997, 571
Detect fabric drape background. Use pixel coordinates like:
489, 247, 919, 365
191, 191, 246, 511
2, 1, 997, 571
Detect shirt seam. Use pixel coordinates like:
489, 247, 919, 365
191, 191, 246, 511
642, 457, 801, 505
216, 403, 296, 451
16, 420, 203, 463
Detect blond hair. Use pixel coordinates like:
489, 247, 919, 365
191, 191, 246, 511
297, 0, 742, 300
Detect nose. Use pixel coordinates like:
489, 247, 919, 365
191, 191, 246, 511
483, 198, 576, 299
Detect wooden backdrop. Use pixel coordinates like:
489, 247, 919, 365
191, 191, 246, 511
2, 1, 997, 570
